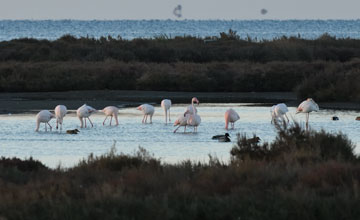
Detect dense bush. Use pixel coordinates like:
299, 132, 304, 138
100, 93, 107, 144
231, 122, 357, 163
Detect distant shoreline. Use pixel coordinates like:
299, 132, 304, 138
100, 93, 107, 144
0, 90, 359, 114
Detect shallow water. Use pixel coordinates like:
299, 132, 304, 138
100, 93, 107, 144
0, 104, 359, 168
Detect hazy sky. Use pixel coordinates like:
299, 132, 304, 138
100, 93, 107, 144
1, 0, 359, 20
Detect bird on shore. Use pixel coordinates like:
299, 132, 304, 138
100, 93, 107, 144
212, 133, 231, 142
296, 98, 319, 130
161, 99, 172, 124
332, 116, 339, 121
54, 105, 67, 131
224, 108, 240, 130
35, 110, 55, 132
248, 136, 261, 144
137, 104, 155, 124
101, 106, 119, 126
271, 103, 289, 124
66, 129, 80, 134
77, 104, 96, 128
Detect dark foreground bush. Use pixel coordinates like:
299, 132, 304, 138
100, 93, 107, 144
0, 128, 359, 220
231, 122, 357, 163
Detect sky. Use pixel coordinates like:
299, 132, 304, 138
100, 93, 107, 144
0, 0, 359, 20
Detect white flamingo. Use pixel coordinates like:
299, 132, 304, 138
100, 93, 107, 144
224, 108, 240, 130
54, 105, 67, 131
186, 97, 199, 114
270, 103, 289, 124
161, 99, 172, 124
101, 106, 119, 126
77, 104, 97, 128
137, 104, 155, 123
296, 98, 319, 130
185, 98, 201, 132
35, 110, 55, 132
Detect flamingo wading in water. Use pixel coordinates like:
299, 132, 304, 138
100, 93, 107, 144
35, 110, 55, 132
161, 99, 172, 124
54, 105, 67, 131
77, 104, 96, 128
101, 106, 119, 126
224, 108, 240, 130
185, 97, 201, 132
270, 103, 289, 124
137, 104, 155, 124
296, 98, 319, 130
173, 97, 199, 133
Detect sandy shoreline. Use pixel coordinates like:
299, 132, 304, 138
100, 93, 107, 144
0, 90, 359, 114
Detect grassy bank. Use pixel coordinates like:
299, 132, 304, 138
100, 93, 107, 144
1, 32, 360, 102
0, 123, 359, 219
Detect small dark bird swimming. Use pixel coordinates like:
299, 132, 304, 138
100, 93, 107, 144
356, 116, 360, 121
332, 116, 339, 121
66, 129, 80, 134
212, 133, 230, 140
248, 136, 261, 143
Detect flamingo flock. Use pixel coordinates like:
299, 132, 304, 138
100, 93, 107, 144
34, 97, 322, 135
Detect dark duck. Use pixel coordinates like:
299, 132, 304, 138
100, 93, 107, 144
212, 133, 231, 142
66, 129, 80, 134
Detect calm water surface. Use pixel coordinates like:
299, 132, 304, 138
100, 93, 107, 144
1, 20, 360, 41
0, 104, 359, 168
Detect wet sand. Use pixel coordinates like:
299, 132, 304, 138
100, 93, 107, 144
0, 90, 359, 113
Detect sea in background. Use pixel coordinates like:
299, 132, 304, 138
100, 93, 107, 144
1, 19, 360, 41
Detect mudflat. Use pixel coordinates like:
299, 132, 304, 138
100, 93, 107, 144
0, 90, 359, 114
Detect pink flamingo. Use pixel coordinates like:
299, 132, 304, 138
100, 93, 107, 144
224, 108, 240, 130
76, 104, 97, 128
173, 112, 190, 133
161, 99, 172, 124
54, 105, 67, 131
101, 106, 119, 126
35, 110, 55, 132
137, 104, 155, 123
296, 98, 319, 130
185, 99, 201, 132
186, 97, 199, 114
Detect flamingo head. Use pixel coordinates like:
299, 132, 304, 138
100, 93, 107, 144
192, 97, 199, 105
136, 105, 143, 111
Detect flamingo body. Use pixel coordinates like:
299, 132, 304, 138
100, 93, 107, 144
54, 105, 67, 130
270, 103, 289, 124
173, 113, 190, 133
224, 108, 240, 130
161, 99, 172, 124
185, 97, 201, 132
35, 110, 55, 132
137, 104, 155, 123
296, 98, 319, 130
77, 104, 96, 128
101, 106, 119, 126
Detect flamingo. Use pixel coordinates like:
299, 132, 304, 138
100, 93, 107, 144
270, 103, 289, 124
54, 105, 67, 131
296, 98, 319, 130
161, 99, 172, 124
101, 106, 119, 126
185, 98, 201, 132
224, 108, 240, 130
173, 112, 190, 133
35, 110, 55, 132
137, 104, 155, 124
77, 104, 97, 128
186, 97, 199, 114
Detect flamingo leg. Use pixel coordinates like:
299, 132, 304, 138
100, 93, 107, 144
88, 117, 94, 127
110, 116, 113, 126
142, 115, 145, 123
114, 115, 119, 125
285, 114, 289, 123
165, 110, 167, 124
47, 122, 52, 131
103, 116, 108, 126
306, 113, 309, 131
168, 109, 171, 122
184, 126, 186, 133
150, 115, 153, 124
45, 123, 47, 132
85, 118, 87, 128
56, 120, 59, 129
